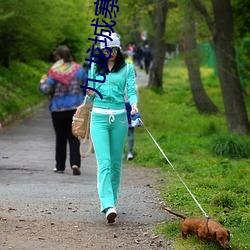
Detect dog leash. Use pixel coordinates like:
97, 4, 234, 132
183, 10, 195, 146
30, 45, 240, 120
139, 118, 209, 218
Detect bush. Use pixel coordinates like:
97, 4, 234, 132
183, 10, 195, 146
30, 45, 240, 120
210, 191, 237, 209
210, 135, 250, 159
0, 60, 49, 122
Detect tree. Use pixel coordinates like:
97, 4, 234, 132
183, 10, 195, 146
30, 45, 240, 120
190, 0, 250, 134
184, 1, 218, 114
0, 0, 93, 66
118, 1, 218, 114
232, 0, 250, 96
148, 0, 177, 89
116, 0, 155, 47
232, 0, 250, 40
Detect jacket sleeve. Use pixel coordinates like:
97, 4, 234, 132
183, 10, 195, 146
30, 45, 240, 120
75, 67, 87, 85
39, 77, 56, 95
86, 63, 96, 101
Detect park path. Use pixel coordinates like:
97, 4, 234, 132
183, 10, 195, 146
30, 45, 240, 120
0, 70, 173, 249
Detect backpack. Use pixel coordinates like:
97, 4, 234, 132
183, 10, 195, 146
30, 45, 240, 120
72, 95, 93, 158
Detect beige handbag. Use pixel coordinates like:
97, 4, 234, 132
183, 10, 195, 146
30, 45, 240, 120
72, 95, 93, 158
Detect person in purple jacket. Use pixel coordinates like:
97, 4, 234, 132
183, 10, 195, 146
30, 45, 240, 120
39, 45, 87, 175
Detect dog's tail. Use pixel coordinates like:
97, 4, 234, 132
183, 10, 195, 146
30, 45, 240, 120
162, 206, 187, 220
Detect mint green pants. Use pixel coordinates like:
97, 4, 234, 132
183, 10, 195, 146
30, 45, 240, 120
90, 111, 128, 212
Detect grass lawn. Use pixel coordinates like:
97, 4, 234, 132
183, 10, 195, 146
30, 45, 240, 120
128, 58, 250, 250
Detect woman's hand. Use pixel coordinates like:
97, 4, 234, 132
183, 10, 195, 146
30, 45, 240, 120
131, 103, 138, 116
40, 74, 47, 83
87, 89, 96, 97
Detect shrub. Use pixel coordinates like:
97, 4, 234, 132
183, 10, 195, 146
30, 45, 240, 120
210, 135, 250, 159
210, 191, 237, 209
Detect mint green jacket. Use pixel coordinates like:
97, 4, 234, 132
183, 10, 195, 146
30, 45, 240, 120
88, 62, 138, 110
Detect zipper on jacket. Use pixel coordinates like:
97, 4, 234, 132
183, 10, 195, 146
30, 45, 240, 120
108, 72, 111, 109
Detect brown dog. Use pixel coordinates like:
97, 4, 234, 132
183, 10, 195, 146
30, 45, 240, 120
163, 207, 231, 249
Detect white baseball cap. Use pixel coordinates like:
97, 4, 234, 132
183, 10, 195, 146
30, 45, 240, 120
100, 32, 121, 49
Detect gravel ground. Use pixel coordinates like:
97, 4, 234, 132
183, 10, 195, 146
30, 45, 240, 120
0, 72, 175, 250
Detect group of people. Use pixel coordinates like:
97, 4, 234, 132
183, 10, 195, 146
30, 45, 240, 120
126, 43, 152, 75
39, 33, 139, 223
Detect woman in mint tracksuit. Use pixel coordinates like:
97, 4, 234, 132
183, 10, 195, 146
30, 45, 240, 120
87, 33, 138, 223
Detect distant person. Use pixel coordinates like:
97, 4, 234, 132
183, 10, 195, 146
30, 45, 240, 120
126, 44, 134, 61
134, 45, 144, 69
125, 101, 135, 160
123, 52, 137, 160
143, 44, 152, 74
123, 51, 134, 65
87, 33, 138, 223
39, 45, 87, 175
83, 61, 89, 74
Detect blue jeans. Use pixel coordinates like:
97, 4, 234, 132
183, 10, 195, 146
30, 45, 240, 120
90, 111, 128, 212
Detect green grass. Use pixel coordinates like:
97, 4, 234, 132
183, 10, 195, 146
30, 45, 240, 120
129, 58, 250, 250
0, 60, 50, 123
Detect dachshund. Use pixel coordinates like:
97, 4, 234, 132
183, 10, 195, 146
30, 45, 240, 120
162, 207, 231, 249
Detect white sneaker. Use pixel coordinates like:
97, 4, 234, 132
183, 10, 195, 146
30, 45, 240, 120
127, 152, 133, 160
105, 207, 117, 223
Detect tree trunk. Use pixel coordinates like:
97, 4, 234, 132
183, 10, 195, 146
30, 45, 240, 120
212, 0, 250, 134
148, 0, 169, 89
190, 0, 250, 134
184, 4, 218, 114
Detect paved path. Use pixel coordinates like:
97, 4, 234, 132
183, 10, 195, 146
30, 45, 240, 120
0, 107, 164, 224
135, 68, 149, 88
0, 71, 174, 249
0, 68, 153, 223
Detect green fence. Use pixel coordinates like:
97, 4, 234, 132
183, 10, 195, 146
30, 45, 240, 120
198, 41, 217, 74
199, 39, 250, 95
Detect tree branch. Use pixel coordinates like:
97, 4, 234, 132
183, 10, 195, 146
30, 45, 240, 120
190, 0, 216, 37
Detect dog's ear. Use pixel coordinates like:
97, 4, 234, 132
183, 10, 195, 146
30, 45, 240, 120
227, 230, 230, 240
213, 231, 217, 240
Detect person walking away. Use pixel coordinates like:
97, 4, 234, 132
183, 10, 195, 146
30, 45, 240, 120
143, 44, 152, 74
125, 102, 135, 160
87, 33, 138, 223
39, 45, 87, 175
123, 52, 137, 160
135, 44, 144, 69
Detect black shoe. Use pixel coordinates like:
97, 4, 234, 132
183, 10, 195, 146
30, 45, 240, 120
72, 165, 81, 175
53, 168, 64, 173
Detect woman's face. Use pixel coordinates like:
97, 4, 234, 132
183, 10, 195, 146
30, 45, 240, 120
102, 47, 119, 61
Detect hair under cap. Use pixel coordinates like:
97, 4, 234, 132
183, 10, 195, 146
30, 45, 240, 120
100, 32, 121, 49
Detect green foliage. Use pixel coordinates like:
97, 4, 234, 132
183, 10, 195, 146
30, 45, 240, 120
236, 37, 250, 95
210, 192, 238, 209
210, 135, 250, 159
155, 221, 181, 240
0, 0, 93, 66
129, 58, 250, 249
232, 0, 250, 39
0, 60, 49, 122
116, 0, 155, 46
165, 3, 184, 44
